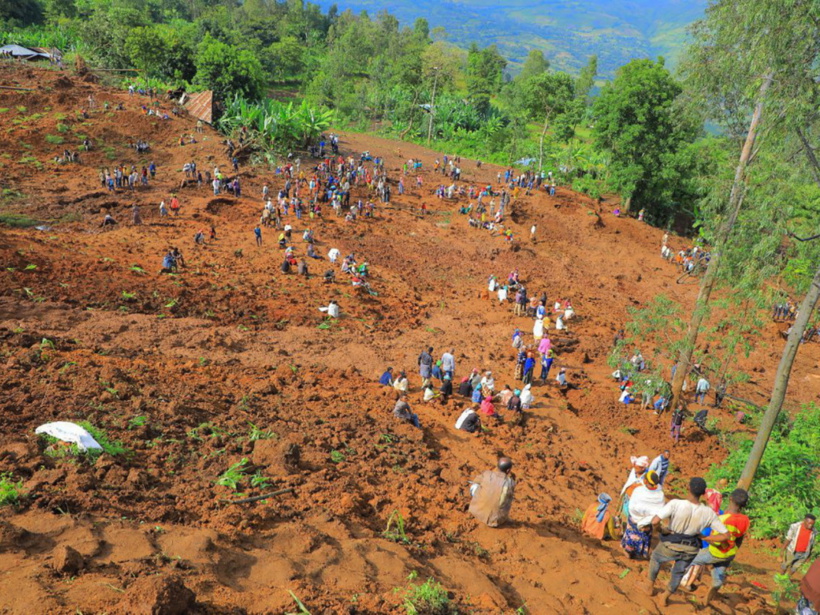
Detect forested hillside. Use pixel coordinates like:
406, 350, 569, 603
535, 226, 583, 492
309, 0, 707, 75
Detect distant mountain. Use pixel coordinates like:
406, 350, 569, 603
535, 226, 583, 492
315, 0, 707, 76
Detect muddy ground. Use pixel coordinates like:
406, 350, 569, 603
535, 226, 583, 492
0, 62, 812, 614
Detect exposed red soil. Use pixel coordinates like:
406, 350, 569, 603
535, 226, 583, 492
0, 62, 813, 614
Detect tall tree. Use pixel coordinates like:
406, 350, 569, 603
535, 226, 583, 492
465, 43, 506, 115
575, 55, 597, 102
669, 0, 820, 416
592, 58, 696, 214
194, 34, 265, 100
518, 49, 549, 82
0, 0, 45, 27
521, 72, 574, 172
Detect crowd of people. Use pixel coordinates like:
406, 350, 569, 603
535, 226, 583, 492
77, 87, 815, 611
578, 450, 818, 610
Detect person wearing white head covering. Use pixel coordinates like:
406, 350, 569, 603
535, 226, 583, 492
533, 317, 544, 339
480, 371, 495, 397
621, 455, 650, 518
520, 383, 534, 409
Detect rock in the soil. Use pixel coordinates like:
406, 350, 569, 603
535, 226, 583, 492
116, 574, 195, 615
52, 545, 84, 575
251, 438, 301, 475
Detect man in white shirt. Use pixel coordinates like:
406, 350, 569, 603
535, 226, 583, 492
441, 349, 455, 380
695, 376, 710, 404
647, 477, 730, 606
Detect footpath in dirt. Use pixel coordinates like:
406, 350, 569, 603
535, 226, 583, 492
0, 63, 809, 614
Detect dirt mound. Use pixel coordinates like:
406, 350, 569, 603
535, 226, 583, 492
53, 75, 74, 90
0, 62, 806, 614
116, 574, 196, 615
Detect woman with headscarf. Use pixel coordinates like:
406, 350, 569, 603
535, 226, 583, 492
581, 493, 616, 540
620, 455, 650, 516
439, 374, 453, 404
432, 360, 443, 383
480, 371, 495, 397
469, 368, 482, 392
621, 470, 665, 559
497, 283, 508, 304
520, 383, 534, 410
393, 371, 409, 395
479, 396, 498, 419
471, 385, 483, 405
458, 376, 472, 398
514, 348, 526, 381
533, 317, 544, 340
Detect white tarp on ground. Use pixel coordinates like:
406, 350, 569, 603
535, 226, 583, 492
35, 421, 103, 451
0, 44, 50, 60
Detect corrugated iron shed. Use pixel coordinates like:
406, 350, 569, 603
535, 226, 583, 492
185, 90, 214, 124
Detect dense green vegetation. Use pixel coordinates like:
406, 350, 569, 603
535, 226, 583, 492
708, 403, 820, 539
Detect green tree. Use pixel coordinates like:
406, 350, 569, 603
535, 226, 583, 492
592, 58, 696, 214
44, 0, 77, 19
194, 34, 265, 100
518, 49, 549, 82
575, 54, 597, 102
521, 71, 575, 171
412, 17, 429, 40
0, 0, 44, 27
266, 35, 304, 82
465, 43, 506, 115
125, 26, 169, 75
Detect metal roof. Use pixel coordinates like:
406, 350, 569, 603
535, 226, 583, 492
185, 90, 214, 125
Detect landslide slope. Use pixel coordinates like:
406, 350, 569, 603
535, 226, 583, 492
0, 62, 803, 614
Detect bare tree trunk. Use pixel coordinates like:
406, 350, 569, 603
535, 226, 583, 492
399, 90, 421, 141
669, 74, 772, 411
736, 266, 820, 490
538, 114, 550, 174
737, 123, 820, 490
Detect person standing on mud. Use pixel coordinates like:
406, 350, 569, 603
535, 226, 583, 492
418, 346, 434, 388
254, 225, 262, 246
469, 457, 516, 527
441, 349, 455, 380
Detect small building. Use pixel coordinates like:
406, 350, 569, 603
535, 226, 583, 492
184, 90, 214, 125
0, 44, 62, 62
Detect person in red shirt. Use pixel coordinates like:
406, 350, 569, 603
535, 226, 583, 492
681, 488, 751, 606
785, 514, 818, 576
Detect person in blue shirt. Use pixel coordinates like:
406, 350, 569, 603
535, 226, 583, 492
379, 367, 393, 386
432, 360, 443, 383
523, 353, 536, 385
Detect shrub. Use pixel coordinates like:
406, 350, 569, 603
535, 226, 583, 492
402, 576, 456, 615
45, 134, 64, 144
0, 473, 25, 506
